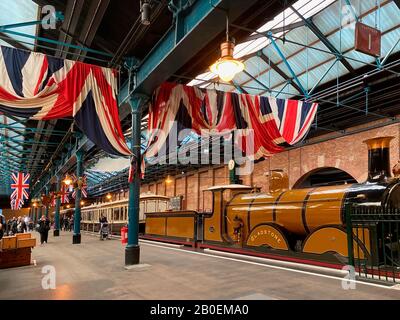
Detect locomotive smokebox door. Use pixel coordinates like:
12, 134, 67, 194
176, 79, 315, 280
354, 22, 381, 57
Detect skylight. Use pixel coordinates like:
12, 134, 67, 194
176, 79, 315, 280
187, 0, 337, 87
0, 0, 39, 50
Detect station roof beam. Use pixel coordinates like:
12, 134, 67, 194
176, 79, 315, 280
290, 5, 355, 74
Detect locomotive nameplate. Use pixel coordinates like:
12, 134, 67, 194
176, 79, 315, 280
246, 224, 289, 250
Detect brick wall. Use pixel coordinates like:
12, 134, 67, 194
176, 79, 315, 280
2, 208, 30, 221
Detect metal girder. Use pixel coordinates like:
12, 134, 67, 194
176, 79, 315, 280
1, 28, 112, 58
290, 5, 355, 74
308, 58, 338, 96
0, 134, 58, 147
75, 0, 110, 61
31, 135, 94, 197
0, 125, 25, 138
85, 171, 104, 184
0, 145, 25, 159
28, 120, 56, 181
119, 0, 260, 101
267, 32, 308, 97
258, 51, 303, 95
243, 70, 270, 92
3, 115, 26, 125
0, 14, 63, 31
0, 124, 68, 136
110, 1, 167, 66
246, 20, 305, 42
0, 32, 29, 50
55, 0, 85, 58
232, 80, 248, 94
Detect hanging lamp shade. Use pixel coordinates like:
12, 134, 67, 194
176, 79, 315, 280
210, 40, 244, 82
63, 174, 72, 186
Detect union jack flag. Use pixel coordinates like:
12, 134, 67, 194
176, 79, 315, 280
146, 83, 318, 167
51, 193, 56, 207
0, 46, 131, 157
72, 175, 87, 199
60, 185, 70, 204
10, 197, 23, 210
128, 158, 135, 183
10, 172, 30, 201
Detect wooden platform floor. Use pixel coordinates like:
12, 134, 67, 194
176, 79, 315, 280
0, 232, 399, 300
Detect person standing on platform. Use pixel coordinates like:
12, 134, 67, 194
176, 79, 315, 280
24, 216, 29, 232
11, 217, 17, 235
16, 216, 25, 233
6, 219, 12, 235
28, 218, 34, 232
69, 215, 74, 232
38, 215, 50, 245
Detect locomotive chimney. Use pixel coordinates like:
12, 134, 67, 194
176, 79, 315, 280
363, 136, 394, 182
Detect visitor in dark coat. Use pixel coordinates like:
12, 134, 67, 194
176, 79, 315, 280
11, 217, 18, 235
38, 215, 50, 244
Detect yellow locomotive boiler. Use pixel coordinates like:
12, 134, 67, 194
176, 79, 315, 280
144, 136, 400, 266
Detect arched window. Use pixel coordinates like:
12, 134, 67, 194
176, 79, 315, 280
293, 167, 357, 189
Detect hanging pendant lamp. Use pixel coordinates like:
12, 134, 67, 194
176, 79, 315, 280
210, 13, 244, 82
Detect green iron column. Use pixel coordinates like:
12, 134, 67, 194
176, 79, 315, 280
44, 186, 49, 218
125, 95, 145, 265
54, 175, 61, 236
73, 150, 83, 244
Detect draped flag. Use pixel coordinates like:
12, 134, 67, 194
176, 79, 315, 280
128, 155, 143, 183
0, 46, 131, 156
51, 193, 56, 207
72, 175, 87, 199
145, 82, 318, 165
60, 185, 69, 204
10, 198, 23, 210
10, 172, 30, 209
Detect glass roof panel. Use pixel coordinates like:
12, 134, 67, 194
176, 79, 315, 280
0, 0, 39, 50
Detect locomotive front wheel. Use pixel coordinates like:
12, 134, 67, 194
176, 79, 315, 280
302, 226, 369, 259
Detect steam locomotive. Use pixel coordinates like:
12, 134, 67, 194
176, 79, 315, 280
144, 136, 400, 267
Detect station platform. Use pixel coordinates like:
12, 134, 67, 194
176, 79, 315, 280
0, 232, 399, 300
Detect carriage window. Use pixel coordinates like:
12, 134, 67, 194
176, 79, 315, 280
140, 202, 145, 214
113, 207, 120, 221
159, 200, 167, 212
147, 200, 156, 212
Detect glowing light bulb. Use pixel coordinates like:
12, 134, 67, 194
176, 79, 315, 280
210, 59, 244, 82
210, 41, 244, 82
63, 174, 72, 186
165, 175, 173, 184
